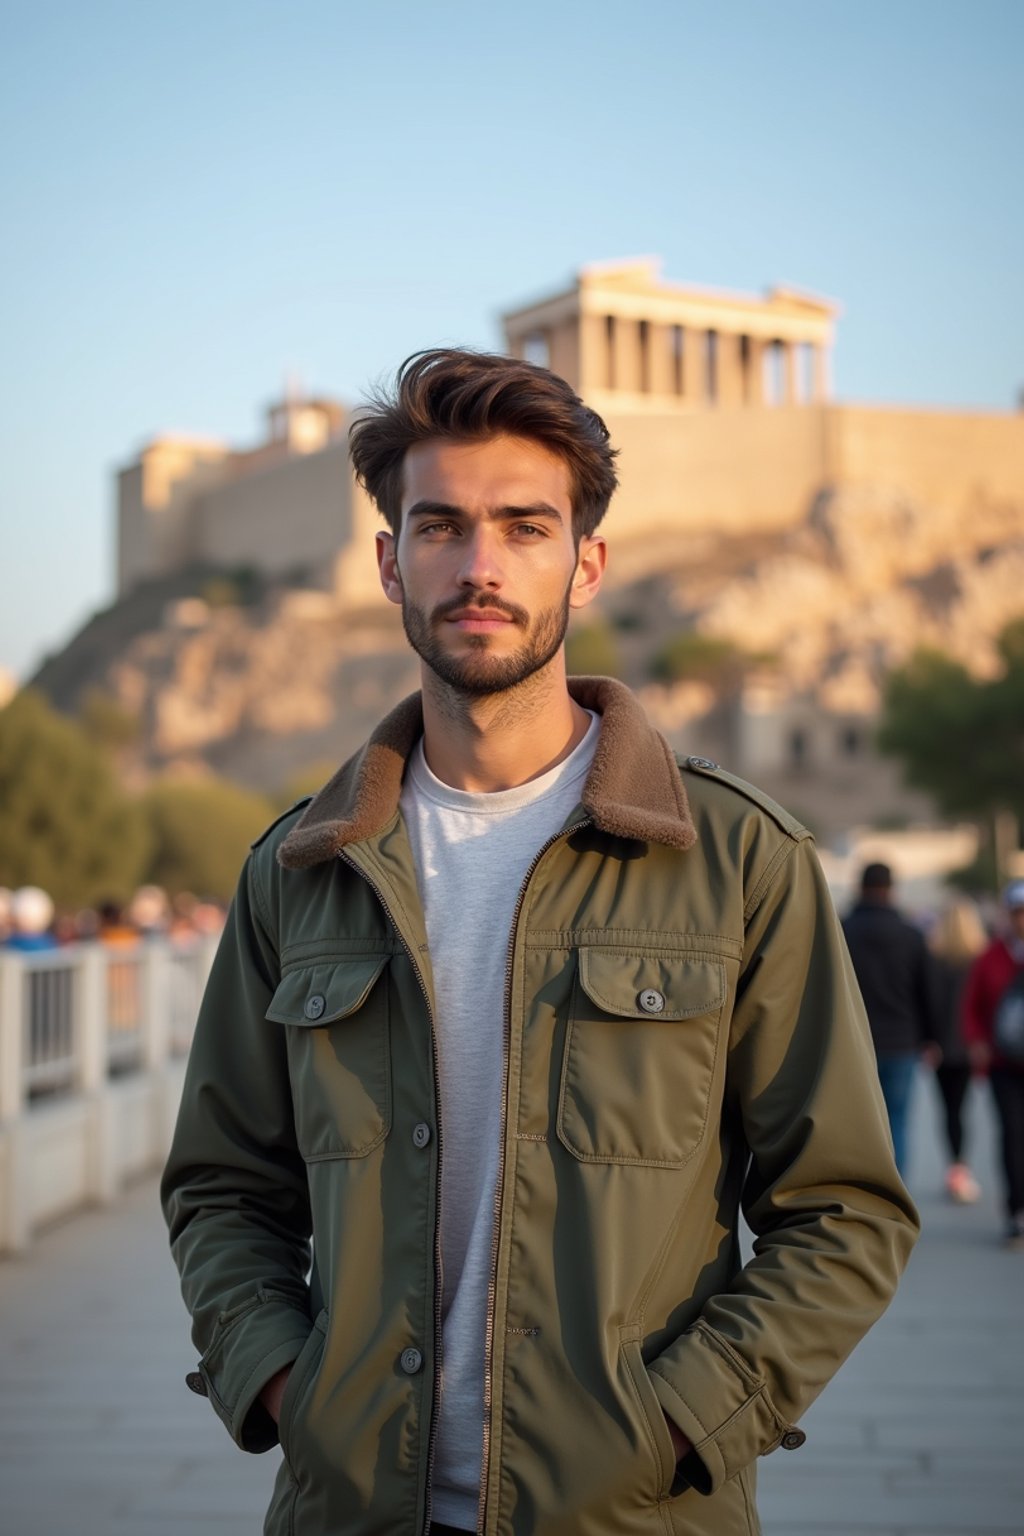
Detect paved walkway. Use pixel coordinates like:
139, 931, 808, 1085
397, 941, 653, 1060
1, 1073, 1021, 1536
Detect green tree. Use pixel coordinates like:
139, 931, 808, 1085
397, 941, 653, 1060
0, 690, 151, 908
78, 687, 141, 752
649, 632, 746, 690
878, 618, 1024, 879
565, 619, 621, 678
275, 760, 339, 811
140, 779, 275, 902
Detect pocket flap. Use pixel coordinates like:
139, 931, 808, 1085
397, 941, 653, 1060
577, 949, 725, 1021
265, 956, 389, 1027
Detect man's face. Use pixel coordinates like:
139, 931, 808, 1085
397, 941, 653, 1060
377, 435, 604, 696
1009, 904, 1024, 942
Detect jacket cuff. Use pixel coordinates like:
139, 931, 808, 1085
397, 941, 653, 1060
197, 1293, 313, 1452
648, 1321, 797, 1494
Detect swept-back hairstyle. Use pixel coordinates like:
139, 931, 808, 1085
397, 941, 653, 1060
347, 348, 619, 541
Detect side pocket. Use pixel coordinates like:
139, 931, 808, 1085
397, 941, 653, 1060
277, 1309, 329, 1473
621, 1334, 678, 1502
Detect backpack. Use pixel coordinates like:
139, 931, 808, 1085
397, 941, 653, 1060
993, 969, 1024, 1061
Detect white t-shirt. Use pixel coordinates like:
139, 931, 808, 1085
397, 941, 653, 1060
399, 714, 599, 1530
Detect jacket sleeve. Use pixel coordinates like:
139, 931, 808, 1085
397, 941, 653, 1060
160, 853, 313, 1453
648, 834, 920, 1494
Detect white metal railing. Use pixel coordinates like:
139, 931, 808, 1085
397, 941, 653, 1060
0, 935, 219, 1253
22, 950, 78, 1098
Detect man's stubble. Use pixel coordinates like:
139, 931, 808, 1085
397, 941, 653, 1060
398, 574, 574, 706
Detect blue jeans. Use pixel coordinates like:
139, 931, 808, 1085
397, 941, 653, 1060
875, 1052, 917, 1178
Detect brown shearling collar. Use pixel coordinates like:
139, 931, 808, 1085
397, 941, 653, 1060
277, 676, 696, 870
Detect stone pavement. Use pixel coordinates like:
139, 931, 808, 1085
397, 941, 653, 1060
1, 1073, 1021, 1536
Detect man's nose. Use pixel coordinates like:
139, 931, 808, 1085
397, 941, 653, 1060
456, 526, 502, 588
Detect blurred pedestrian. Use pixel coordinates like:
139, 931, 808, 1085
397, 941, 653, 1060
97, 900, 139, 948
129, 883, 169, 937
963, 879, 1024, 1249
6, 886, 57, 951
843, 862, 939, 1178
928, 896, 988, 1203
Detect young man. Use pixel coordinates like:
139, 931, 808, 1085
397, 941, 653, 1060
162, 349, 919, 1536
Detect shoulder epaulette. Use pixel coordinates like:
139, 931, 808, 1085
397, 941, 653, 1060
250, 797, 314, 851
678, 755, 810, 842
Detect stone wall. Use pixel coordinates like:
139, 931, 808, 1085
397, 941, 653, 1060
195, 436, 354, 585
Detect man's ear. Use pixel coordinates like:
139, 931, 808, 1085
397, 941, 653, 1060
569, 536, 607, 611
377, 530, 403, 606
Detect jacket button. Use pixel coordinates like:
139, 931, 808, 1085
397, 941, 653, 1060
412, 1122, 432, 1149
400, 1347, 423, 1375
686, 755, 718, 771
781, 1430, 806, 1450
304, 994, 326, 1020
638, 988, 665, 1014
185, 1370, 208, 1396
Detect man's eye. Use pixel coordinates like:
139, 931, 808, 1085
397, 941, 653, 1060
513, 523, 545, 537
420, 522, 458, 536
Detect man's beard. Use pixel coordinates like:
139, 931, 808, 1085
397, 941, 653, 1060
400, 581, 572, 697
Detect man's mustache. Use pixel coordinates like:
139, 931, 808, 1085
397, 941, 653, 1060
431, 594, 529, 626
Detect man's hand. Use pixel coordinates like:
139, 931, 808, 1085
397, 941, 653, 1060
664, 1412, 692, 1462
259, 1364, 293, 1424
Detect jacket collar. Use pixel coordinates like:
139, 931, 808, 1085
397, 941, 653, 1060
277, 676, 696, 869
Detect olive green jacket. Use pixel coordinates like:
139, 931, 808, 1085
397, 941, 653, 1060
162, 677, 918, 1536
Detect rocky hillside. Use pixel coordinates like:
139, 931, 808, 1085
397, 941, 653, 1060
30, 484, 1024, 802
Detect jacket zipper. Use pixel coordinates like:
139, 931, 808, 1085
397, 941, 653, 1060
336, 850, 445, 1536
475, 817, 591, 1535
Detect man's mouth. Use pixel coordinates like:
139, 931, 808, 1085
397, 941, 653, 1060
444, 607, 517, 630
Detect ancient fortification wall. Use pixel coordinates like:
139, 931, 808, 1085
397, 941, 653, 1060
195, 437, 353, 583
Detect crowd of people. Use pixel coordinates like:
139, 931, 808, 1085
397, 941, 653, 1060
843, 867, 1024, 1250
0, 884, 226, 951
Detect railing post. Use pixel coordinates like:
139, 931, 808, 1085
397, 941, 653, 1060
0, 954, 29, 1254
141, 943, 173, 1160
141, 943, 171, 1071
76, 944, 117, 1207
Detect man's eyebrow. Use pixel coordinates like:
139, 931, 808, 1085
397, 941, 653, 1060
405, 500, 565, 524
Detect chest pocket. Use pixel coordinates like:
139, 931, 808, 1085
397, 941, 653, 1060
558, 948, 726, 1167
266, 956, 391, 1161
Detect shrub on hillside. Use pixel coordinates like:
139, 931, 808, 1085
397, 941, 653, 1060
565, 620, 621, 678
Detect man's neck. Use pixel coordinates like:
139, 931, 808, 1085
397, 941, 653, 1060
419, 662, 591, 793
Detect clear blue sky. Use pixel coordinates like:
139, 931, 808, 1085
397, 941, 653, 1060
2, 0, 1021, 681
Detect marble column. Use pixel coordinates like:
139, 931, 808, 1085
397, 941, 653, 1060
646, 321, 673, 397
611, 315, 643, 393
682, 328, 705, 403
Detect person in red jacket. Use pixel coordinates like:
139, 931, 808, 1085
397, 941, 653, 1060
963, 879, 1024, 1249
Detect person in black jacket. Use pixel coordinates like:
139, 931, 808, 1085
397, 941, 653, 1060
843, 863, 940, 1178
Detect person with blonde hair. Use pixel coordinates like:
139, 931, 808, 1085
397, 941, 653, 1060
929, 895, 988, 1202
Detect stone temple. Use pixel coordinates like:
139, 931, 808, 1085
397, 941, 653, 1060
116, 256, 1024, 609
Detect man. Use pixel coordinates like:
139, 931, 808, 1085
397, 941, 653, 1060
162, 349, 918, 1536
963, 880, 1024, 1248
842, 862, 939, 1178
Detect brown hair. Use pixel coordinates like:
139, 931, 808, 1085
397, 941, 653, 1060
347, 348, 619, 541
